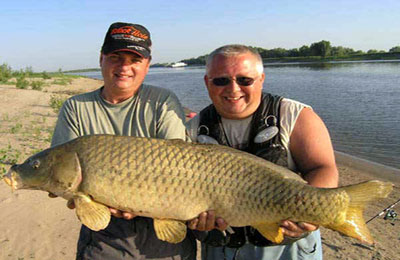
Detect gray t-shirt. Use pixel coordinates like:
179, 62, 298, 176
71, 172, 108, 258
52, 84, 195, 260
52, 84, 186, 146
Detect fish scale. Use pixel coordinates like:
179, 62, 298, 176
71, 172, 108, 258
3, 134, 393, 244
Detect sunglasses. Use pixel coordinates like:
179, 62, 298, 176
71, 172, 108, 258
210, 76, 257, 87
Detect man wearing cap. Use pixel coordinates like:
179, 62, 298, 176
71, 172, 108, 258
51, 22, 196, 259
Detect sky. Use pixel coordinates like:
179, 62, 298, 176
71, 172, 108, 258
1, 0, 399, 72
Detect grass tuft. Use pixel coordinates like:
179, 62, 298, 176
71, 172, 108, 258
52, 77, 72, 85
0, 144, 21, 178
49, 95, 66, 114
16, 77, 29, 89
30, 80, 45, 90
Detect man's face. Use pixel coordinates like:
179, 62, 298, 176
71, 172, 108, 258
205, 53, 265, 119
100, 51, 150, 93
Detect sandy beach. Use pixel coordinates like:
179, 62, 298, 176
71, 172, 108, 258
0, 77, 399, 260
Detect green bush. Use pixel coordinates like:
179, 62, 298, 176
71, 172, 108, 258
10, 123, 23, 134
52, 77, 72, 85
49, 95, 66, 114
0, 63, 12, 83
31, 80, 45, 90
42, 71, 52, 79
16, 76, 29, 89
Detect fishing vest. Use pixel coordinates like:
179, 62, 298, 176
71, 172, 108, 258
198, 92, 287, 166
197, 93, 289, 248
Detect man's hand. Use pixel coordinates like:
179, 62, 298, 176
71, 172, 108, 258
280, 220, 318, 238
109, 208, 137, 220
187, 211, 228, 231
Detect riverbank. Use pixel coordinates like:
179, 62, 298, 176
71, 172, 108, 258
0, 77, 399, 259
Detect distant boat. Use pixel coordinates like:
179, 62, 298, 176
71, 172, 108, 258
170, 62, 187, 68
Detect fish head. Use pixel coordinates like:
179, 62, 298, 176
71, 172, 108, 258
3, 149, 53, 191
4, 145, 82, 195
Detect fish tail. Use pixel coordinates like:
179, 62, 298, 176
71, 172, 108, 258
327, 180, 393, 244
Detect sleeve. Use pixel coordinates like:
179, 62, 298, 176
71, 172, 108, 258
279, 98, 311, 149
279, 98, 311, 171
51, 99, 80, 147
156, 91, 187, 140
184, 115, 200, 142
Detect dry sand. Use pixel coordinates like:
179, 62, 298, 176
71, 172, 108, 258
0, 77, 399, 260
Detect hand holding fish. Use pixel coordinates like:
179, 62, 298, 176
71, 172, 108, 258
109, 208, 137, 220
280, 220, 318, 238
188, 210, 228, 231
188, 211, 317, 239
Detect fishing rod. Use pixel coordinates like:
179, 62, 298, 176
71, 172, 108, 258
366, 197, 400, 224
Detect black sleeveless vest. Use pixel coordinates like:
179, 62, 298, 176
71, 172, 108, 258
198, 92, 288, 167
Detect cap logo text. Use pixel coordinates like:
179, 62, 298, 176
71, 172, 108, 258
111, 26, 149, 40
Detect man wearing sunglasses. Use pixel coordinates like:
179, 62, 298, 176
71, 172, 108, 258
186, 45, 338, 260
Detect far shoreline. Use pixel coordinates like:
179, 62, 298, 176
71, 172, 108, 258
64, 58, 400, 73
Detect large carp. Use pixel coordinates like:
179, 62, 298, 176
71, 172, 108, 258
3, 135, 392, 244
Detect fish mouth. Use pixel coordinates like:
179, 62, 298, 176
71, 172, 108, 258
3, 168, 20, 191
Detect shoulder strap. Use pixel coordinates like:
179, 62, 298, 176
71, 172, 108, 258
198, 105, 229, 146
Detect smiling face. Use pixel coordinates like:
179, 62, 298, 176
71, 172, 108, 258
100, 51, 150, 103
205, 52, 265, 119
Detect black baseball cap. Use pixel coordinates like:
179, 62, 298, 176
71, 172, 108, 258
101, 22, 152, 58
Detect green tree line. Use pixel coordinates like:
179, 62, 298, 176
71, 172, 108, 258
177, 41, 400, 66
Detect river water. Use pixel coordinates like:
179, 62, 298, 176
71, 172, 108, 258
74, 60, 400, 170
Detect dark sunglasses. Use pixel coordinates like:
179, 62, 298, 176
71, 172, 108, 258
210, 76, 256, 87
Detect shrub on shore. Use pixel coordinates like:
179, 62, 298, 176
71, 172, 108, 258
16, 76, 29, 89
0, 64, 13, 83
49, 95, 66, 114
42, 71, 52, 79
52, 77, 72, 85
31, 80, 45, 90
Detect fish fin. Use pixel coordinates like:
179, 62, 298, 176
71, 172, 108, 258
153, 219, 187, 243
50, 151, 82, 192
326, 207, 374, 244
327, 180, 393, 244
253, 223, 284, 244
74, 194, 111, 231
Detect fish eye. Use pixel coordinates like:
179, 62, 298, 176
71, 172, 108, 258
30, 159, 40, 169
